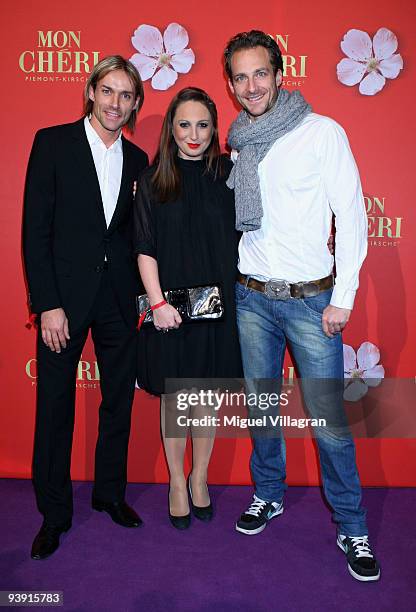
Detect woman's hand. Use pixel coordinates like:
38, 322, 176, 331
137, 255, 182, 332
153, 303, 182, 332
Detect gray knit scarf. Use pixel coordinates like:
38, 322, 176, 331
227, 89, 312, 231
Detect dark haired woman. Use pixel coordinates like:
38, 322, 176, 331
134, 88, 242, 529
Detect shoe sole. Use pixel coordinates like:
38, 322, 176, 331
337, 537, 381, 582
31, 548, 58, 561
235, 506, 284, 536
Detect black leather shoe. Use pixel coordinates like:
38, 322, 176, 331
31, 520, 71, 560
188, 476, 213, 522
168, 487, 191, 530
92, 499, 143, 528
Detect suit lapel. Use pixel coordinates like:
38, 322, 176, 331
69, 119, 107, 233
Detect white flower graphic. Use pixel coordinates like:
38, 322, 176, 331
343, 341, 385, 401
337, 28, 403, 96
130, 23, 195, 91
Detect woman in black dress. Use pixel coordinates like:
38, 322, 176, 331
134, 88, 242, 529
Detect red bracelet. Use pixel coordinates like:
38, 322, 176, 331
137, 299, 167, 331
151, 300, 167, 311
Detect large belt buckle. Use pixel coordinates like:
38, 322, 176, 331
264, 279, 291, 300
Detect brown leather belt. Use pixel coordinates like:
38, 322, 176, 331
237, 272, 333, 300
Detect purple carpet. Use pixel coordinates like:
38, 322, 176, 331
0, 480, 414, 611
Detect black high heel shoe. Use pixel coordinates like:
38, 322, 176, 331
168, 487, 191, 530
188, 476, 213, 522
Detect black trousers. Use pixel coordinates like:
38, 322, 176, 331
33, 271, 137, 525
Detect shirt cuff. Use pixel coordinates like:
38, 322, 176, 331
330, 286, 356, 310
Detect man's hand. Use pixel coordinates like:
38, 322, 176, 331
41, 308, 70, 352
322, 305, 350, 338
153, 304, 182, 332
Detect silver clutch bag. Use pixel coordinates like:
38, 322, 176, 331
137, 284, 225, 325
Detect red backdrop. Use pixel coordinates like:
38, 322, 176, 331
1, 0, 415, 485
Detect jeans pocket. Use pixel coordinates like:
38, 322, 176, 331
300, 288, 333, 318
235, 281, 252, 304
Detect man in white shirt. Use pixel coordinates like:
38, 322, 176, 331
224, 30, 380, 582
23, 56, 148, 560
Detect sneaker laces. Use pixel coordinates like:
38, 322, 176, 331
245, 498, 268, 517
349, 536, 374, 559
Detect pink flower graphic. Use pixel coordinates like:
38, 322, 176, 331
130, 23, 195, 91
337, 28, 403, 96
343, 342, 385, 401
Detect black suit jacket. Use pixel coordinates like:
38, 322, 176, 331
23, 118, 148, 333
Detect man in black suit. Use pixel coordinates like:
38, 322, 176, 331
23, 55, 148, 560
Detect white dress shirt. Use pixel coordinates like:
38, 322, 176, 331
237, 113, 368, 310
84, 116, 123, 227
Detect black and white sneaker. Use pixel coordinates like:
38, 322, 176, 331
337, 534, 380, 582
236, 495, 283, 535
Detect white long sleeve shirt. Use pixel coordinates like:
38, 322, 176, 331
237, 113, 368, 310
84, 116, 123, 228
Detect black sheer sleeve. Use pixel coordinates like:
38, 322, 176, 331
133, 168, 157, 258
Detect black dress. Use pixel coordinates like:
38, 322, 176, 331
133, 156, 242, 395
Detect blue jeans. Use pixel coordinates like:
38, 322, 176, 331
235, 281, 368, 536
